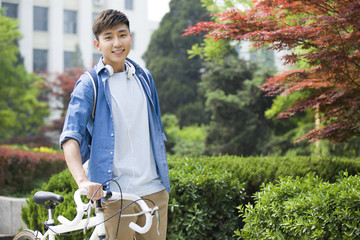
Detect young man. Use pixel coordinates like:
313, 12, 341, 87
59, 9, 170, 240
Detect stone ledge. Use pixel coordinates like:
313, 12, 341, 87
0, 196, 27, 236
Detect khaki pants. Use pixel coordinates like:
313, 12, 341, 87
102, 189, 169, 240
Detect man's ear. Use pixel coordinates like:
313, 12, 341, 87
94, 39, 101, 51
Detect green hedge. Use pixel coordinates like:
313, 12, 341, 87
168, 155, 360, 203
0, 145, 66, 196
238, 172, 360, 239
21, 161, 245, 240
20, 155, 360, 239
168, 161, 245, 239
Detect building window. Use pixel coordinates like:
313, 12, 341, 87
2, 3, 18, 18
125, 0, 133, 10
64, 10, 77, 34
34, 7, 48, 31
93, 0, 105, 7
33, 49, 48, 73
64, 51, 74, 70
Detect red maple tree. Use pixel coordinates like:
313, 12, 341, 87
55, 67, 85, 109
49, 68, 84, 133
183, 0, 360, 142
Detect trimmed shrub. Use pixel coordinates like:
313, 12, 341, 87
168, 160, 245, 239
21, 160, 245, 239
0, 145, 66, 195
20, 155, 360, 239
238, 172, 360, 239
168, 155, 360, 203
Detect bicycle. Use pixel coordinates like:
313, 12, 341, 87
13, 188, 159, 240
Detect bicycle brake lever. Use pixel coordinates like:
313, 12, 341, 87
151, 206, 160, 235
84, 202, 93, 233
156, 210, 160, 235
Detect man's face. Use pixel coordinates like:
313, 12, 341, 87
94, 23, 132, 73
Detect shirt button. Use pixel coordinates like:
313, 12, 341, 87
110, 151, 113, 155
111, 133, 114, 137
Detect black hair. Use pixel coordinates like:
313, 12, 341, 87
92, 9, 130, 40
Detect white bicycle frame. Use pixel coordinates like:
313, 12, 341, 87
34, 189, 157, 240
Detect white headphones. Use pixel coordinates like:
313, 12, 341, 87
105, 61, 135, 79
105, 65, 114, 76
125, 61, 136, 79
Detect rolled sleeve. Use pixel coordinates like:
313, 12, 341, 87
59, 131, 83, 149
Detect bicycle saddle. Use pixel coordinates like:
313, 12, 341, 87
33, 191, 64, 205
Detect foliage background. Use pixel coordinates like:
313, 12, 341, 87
0, 11, 49, 145
143, 0, 211, 126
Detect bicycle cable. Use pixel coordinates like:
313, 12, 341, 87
46, 179, 159, 238
92, 196, 160, 236
46, 180, 121, 238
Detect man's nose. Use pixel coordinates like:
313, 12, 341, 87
114, 37, 122, 47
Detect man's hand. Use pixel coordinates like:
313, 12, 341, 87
78, 180, 104, 200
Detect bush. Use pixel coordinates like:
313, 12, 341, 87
0, 145, 66, 196
168, 159, 245, 239
162, 114, 207, 156
21, 169, 85, 240
21, 155, 360, 238
21, 159, 245, 239
238, 172, 360, 239
168, 155, 360, 203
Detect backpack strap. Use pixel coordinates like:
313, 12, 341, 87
140, 66, 152, 96
83, 68, 97, 163
85, 68, 98, 119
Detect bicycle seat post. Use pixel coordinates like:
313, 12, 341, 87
47, 207, 55, 225
33, 191, 64, 227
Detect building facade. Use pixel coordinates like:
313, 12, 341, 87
1, 0, 159, 74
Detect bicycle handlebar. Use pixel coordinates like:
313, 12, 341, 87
57, 189, 153, 234
57, 189, 88, 227
109, 191, 153, 234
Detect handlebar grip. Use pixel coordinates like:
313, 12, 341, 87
57, 189, 88, 226
110, 192, 154, 234
129, 212, 153, 233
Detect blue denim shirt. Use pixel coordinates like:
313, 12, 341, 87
59, 58, 170, 192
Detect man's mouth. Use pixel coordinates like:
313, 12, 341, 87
113, 49, 125, 54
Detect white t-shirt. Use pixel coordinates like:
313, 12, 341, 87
108, 69, 164, 196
